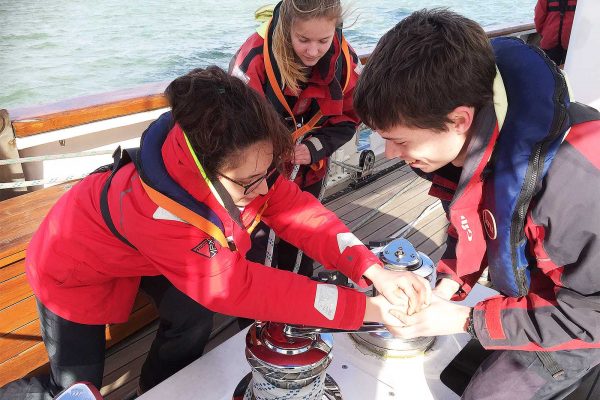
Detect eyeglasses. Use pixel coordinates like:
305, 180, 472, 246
216, 168, 277, 195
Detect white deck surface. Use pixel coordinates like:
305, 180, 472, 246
138, 285, 498, 400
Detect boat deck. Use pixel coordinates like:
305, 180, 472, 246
99, 159, 448, 399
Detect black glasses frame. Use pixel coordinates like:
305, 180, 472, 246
216, 168, 276, 195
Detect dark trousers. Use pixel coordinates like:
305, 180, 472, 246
0, 276, 214, 399
442, 340, 600, 400
543, 45, 568, 66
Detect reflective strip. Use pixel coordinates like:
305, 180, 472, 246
314, 284, 338, 320
306, 136, 324, 152
153, 206, 186, 223
336, 232, 363, 254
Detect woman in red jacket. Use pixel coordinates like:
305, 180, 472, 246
0, 67, 429, 400
230, 0, 361, 277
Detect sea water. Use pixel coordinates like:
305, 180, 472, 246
0, 0, 535, 109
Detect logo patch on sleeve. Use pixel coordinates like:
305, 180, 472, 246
192, 239, 218, 258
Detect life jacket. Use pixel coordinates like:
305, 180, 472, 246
98, 112, 270, 250
481, 37, 599, 297
261, 1, 353, 171
547, 0, 577, 51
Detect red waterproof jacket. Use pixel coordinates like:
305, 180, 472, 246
535, 0, 577, 50
26, 122, 380, 328
231, 17, 361, 187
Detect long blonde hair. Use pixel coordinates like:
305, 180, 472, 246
272, 0, 344, 95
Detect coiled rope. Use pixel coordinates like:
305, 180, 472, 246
243, 370, 327, 400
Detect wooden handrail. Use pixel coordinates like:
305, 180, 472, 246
9, 81, 169, 138
7, 22, 536, 139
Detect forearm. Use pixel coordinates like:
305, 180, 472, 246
304, 122, 357, 162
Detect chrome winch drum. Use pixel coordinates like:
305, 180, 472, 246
233, 322, 342, 400
351, 238, 437, 358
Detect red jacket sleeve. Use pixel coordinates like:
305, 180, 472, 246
261, 176, 382, 286
136, 217, 367, 330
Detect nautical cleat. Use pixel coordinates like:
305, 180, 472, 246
351, 238, 437, 358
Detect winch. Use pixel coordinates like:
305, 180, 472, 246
350, 238, 437, 358
232, 321, 393, 399
233, 238, 436, 399
232, 321, 341, 399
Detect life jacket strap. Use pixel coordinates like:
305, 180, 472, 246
99, 146, 139, 249
536, 351, 565, 380
263, 17, 297, 126
98, 146, 231, 250
139, 179, 230, 248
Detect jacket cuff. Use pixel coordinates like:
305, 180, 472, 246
337, 287, 367, 329
338, 246, 382, 288
473, 298, 512, 349
303, 137, 327, 163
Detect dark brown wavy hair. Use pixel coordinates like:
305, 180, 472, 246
354, 9, 496, 132
165, 66, 293, 176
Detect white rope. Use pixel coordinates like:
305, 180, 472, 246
0, 174, 88, 189
392, 200, 442, 239
351, 175, 420, 232
292, 159, 331, 274
244, 369, 327, 400
264, 134, 304, 267
264, 162, 302, 267
0, 149, 113, 166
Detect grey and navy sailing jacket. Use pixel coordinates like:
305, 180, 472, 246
429, 37, 600, 351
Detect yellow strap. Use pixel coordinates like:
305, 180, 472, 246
255, 4, 275, 23
183, 131, 265, 237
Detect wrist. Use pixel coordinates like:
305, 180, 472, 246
363, 297, 378, 322
363, 264, 385, 283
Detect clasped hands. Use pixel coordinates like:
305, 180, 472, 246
363, 266, 471, 339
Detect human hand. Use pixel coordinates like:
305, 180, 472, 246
363, 295, 409, 329
433, 278, 461, 300
387, 295, 471, 339
363, 265, 431, 315
293, 144, 312, 165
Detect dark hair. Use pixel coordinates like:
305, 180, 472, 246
354, 8, 496, 132
165, 66, 293, 176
